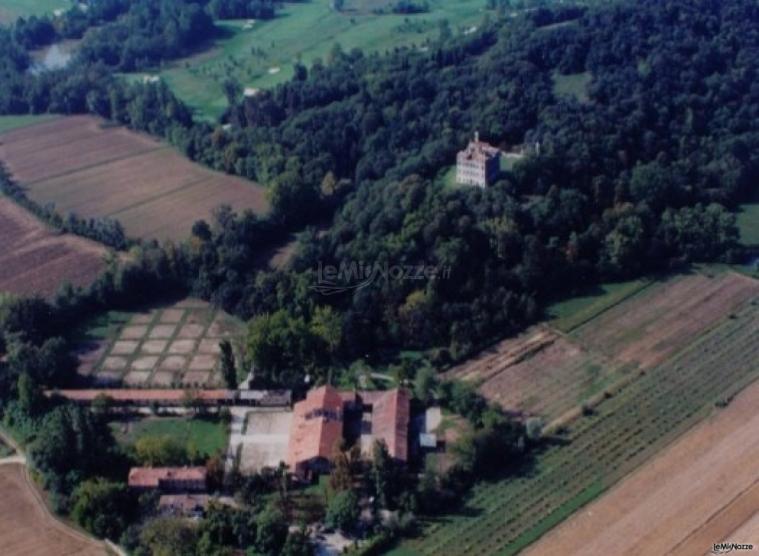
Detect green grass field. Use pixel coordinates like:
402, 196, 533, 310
552, 71, 592, 103
0, 114, 59, 134
0, 0, 66, 23
158, 0, 486, 120
405, 299, 759, 555
546, 278, 651, 333
737, 200, 759, 246
0, 439, 14, 458
110, 416, 229, 458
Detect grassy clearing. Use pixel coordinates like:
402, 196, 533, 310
75, 310, 134, 343
110, 416, 228, 457
0, 0, 65, 23
501, 152, 524, 172
158, 0, 486, 120
552, 71, 592, 103
407, 300, 759, 555
0, 439, 14, 458
0, 114, 59, 134
737, 199, 759, 246
546, 279, 651, 333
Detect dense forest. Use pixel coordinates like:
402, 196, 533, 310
197, 0, 756, 371
0, 0, 757, 379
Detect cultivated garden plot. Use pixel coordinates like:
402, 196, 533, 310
0, 196, 107, 298
409, 286, 759, 556
573, 271, 759, 369
444, 326, 628, 421
0, 464, 105, 556
525, 379, 759, 556
74, 298, 243, 388
0, 115, 268, 241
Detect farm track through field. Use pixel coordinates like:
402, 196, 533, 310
411, 297, 759, 555
22, 146, 167, 187
104, 176, 209, 218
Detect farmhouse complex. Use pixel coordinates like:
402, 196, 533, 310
456, 132, 501, 187
287, 385, 411, 480
52, 385, 412, 482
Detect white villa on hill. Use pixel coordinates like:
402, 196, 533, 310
456, 132, 501, 187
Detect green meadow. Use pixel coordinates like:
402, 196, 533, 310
110, 416, 229, 458
0, 114, 59, 134
0, 0, 66, 23
737, 197, 759, 246
158, 0, 487, 120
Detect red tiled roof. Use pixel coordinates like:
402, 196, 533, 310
128, 467, 207, 489
48, 389, 234, 403
367, 389, 410, 462
458, 140, 500, 163
287, 385, 344, 470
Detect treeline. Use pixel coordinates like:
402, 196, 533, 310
0, 165, 129, 249
11, 0, 131, 50
205, 0, 279, 20
76, 0, 216, 71
11, 0, 285, 69
390, 1, 429, 15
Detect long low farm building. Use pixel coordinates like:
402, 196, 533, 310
128, 467, 207, 493
46, 389, 291, 407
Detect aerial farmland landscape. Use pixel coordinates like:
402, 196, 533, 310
1, 1, 759, 556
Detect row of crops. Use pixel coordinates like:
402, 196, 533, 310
410, 299, 759, 555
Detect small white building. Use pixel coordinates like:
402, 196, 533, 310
456, 132, 501, 187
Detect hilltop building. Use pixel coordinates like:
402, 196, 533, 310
456, 132, 501, 187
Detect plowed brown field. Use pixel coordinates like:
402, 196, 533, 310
573, 272, 759, 369
0, 115, 268, 241
0, 196, 106, 297
0, 463, 105, 556
525, 379, 759, 556
444, 326, 627, 420
444, 272, 759, 424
